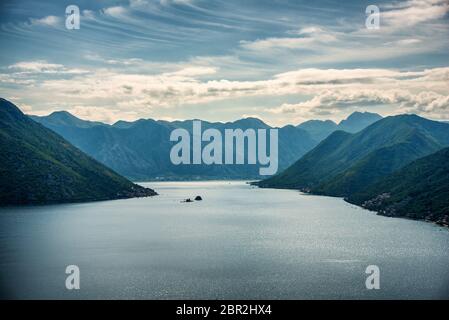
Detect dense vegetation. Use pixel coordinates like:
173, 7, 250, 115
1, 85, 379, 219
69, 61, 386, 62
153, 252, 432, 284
0, 98, 156, 205
347, 147, 449, 226
258, 114, 449, 224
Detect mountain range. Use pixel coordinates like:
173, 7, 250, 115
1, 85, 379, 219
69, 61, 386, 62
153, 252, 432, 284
297, 111, 382, 141
258, 114, 449, 224
30, 110, 382, 181
0, 98, 156, 205
2, 96, 448, 224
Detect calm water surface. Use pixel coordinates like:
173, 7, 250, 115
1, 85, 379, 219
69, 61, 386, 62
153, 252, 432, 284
0, 181, 448, 299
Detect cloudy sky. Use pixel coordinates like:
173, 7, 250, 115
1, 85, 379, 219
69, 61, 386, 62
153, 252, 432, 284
0, 0, 448, 126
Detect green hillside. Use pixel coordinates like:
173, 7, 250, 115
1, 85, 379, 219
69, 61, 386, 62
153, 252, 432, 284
347, 147, 449, 226
0, 98, 157, 205
258, 114, 449, 196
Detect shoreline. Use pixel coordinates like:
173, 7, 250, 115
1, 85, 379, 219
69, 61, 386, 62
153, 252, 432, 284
255, 183, 449, 230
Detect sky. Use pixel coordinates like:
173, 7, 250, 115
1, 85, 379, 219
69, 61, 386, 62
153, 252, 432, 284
0, 0, 448, 126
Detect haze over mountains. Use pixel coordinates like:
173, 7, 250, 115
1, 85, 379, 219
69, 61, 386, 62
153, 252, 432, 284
27, 110, 387, 184
0, 99, 156, 205
30, 110, 382, 181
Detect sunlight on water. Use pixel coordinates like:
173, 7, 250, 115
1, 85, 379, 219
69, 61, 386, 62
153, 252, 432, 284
1, 181, 448, 299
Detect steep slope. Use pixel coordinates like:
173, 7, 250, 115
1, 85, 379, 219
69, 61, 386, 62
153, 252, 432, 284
0, 98, 156, 205
258, 114, 449, 195
314, 129, 442, 196
347, 147, 449, 226
258, 130, 353, 189
32, 113, 317, 180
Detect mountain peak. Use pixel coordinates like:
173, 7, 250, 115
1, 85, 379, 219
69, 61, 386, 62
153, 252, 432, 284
46, 110, 84, 123
296, 119, 338, 141
32, 110, 106, 128
344, 111, 381, 120
0, 98, 25, 121
341, 111, 382, 123
296, 112, 383, 141
230, 117, 270, 129
49, 110, 75, 118
338, 111, 382, 133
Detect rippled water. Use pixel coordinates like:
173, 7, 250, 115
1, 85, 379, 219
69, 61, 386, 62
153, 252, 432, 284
0, 181, 448, 299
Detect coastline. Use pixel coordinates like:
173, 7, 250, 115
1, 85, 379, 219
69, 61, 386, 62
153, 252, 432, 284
254, 182, 449, 230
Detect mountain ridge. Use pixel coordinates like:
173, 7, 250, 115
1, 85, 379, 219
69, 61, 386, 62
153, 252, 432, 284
30, 110, 386, 181
297, 111, 382, 141
257, 113, 449, 224
258, 114, 449, 195
0, 98, 157, 206
31, 112, 317, 180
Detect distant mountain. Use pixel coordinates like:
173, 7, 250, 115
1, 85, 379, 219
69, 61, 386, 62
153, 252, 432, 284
31, 113, 318, 180
297, 111, 382, 141
30, 111, 106, 128
258, 114, 449, 198
347, 147, 449, 226
0, 98, 156, 205
297, 119, 337, 141
338, 111, 382, 133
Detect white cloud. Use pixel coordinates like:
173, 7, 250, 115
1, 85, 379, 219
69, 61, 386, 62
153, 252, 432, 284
103, 6, 128, 17
8, 61, 88, 75
235, 0, 449, 65
30, 15, 61, 27
83, 54, 144, 66
9, 61, 63, 73
3, 56, 449, 124
240, 27, 337, 51
386, 38, 422, 46
296, 26, 325, 35
381, 0, 449, 28
240, 37, 315, 50
82, 10, 96, 20
164, 66, 218, 77
0, 74, 35, 85
269, 88, 449, 119
160, 0, 193, 6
